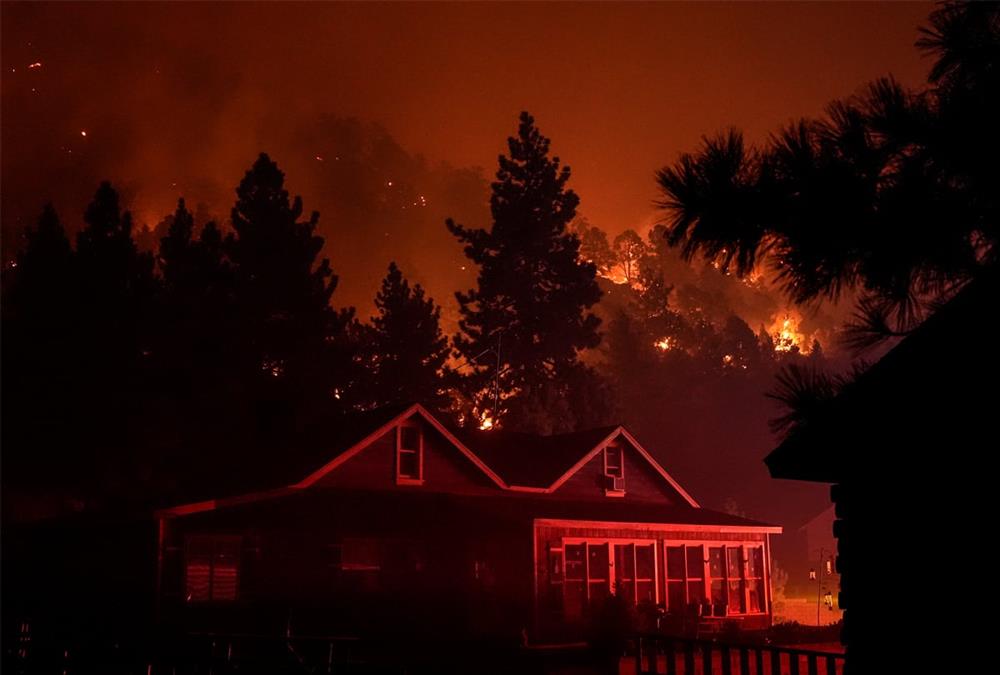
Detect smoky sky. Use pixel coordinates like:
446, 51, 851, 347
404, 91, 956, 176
3, 1, 932, 318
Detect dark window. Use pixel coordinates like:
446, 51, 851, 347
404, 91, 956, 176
330, 538, 381, 591
727, 548, 745, 612
686, 545, 705, 604
605, 444, 623, 479
587, 543, 610, 602
396, 425, 422, 482
635, 544, 656, 603
400, 426, 420, 451
666, 546, 686, 611
709, 547, 726, 607
185, 535, 241, 603
747, 547, 765, 613
564, 544, 587, 619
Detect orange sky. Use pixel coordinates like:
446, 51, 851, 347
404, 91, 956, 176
2, 1, 934, 312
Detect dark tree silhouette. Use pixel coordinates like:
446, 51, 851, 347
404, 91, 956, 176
225, 153, 356, 437
76, 182, 156, 324
2, 205, 81, 492
152, 199, 236, 453
573, 218, 616, 276
612, 229, 646, 285
364, 262, 451, 411
63, 183, 157, 495
656, 1, 998, 350
448, 112, 604, 432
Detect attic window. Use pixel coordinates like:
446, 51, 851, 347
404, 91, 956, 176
396, 424, 423, 484
604, 442, 625, 494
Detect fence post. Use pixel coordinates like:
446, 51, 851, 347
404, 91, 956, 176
665, 639, 676, 675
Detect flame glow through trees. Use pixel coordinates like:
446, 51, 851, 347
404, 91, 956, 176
769, 312, 812, 354
654, 337, 675, 352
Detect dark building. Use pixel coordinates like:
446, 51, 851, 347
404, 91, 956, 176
156, 404, 780, 644
765, 271, 998, 673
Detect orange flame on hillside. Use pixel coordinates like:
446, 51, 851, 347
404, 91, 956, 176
654, 336, 675, 352
478, 412, 494, 430
769, 312, 811, 354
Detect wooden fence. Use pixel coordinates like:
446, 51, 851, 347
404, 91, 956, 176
633, 634, 845, 675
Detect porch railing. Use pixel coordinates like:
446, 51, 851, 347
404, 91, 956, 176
634, 634, 845, 675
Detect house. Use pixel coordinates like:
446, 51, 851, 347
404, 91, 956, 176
764, 270, 998, 672
155, 404, 780, 644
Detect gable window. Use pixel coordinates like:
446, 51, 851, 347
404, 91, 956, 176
185, 535, 241, 603
396, 424, 423, 484
604, 442, 625, 494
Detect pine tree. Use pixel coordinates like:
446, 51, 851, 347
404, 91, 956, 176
226, 154, 342, 376
77, 182, 156, 306
573, 218, 615, 275
612, 229, 646, 285
158, 198, 196, 288
448, 112, 603, 431
366, 262, 451, 411
73, 183, 157, 494
2, 205, 80, 489
225, 154, 356, 434
9, 204, 75, 323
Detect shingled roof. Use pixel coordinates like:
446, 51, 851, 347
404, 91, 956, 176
450, 425, 620, 488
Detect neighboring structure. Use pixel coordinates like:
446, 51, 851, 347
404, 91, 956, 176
156, 404, 780, 642
765, 271, 998, 672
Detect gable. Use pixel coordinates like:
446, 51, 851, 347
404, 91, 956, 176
307, 414, 502, 494
544, 431, 697, 505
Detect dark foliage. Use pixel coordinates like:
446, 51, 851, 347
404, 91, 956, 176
656, 1, 999, 350
448, 112, 607, 433
362, 262, 452, 412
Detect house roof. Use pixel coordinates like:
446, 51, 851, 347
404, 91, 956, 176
765, 268, 999, 483
158, 403, 707, 517
450, 425, 621, 488
167, 485, 779, 533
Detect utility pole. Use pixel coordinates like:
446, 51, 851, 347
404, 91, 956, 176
809, 547, 826, 627
492, 331, 502, 420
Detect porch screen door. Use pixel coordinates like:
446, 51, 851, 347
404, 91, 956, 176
563, 542, 612, 619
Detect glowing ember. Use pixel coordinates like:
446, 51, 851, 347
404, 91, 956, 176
28, 62, 42, 69
654, 336, 674, 351
478, 413, 494, 431
80, 130, 88, 137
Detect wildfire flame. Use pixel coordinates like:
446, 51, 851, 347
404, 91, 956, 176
769, 312, 811, 354
478, 413, 494, 431
654, 337, 674, 351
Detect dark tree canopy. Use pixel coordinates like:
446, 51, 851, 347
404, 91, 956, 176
573, 218, 616, 276
656, 1, 999, 350
227, 153, 340, 357
364, 262, 451, 412
448, 112, 604, 432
